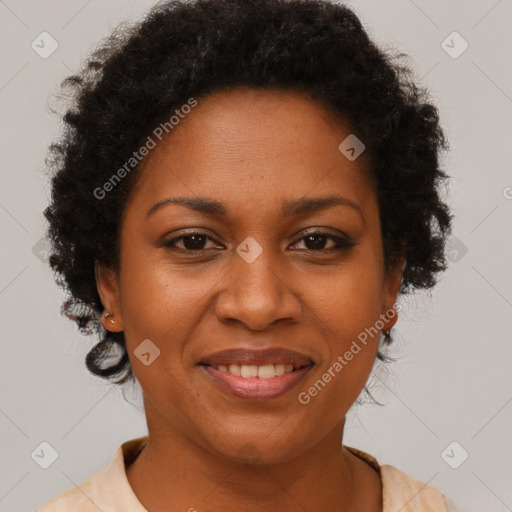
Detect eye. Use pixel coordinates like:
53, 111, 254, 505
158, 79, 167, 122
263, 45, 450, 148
163, 230, 356, 254
163, 233, 220, 253
290, 231, 355, 252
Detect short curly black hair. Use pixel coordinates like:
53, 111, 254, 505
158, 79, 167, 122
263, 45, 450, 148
43, 0, 452, 385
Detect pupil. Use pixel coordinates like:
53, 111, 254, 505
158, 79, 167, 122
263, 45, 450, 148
306, 235, 325, 250
184, 235, 205, 250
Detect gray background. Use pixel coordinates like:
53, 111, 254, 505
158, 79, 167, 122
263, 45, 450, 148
1, 0, 511, 510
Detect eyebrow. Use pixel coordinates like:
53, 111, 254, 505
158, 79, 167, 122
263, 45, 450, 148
146, 195, 362, 219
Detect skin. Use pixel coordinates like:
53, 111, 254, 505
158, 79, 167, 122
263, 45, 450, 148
96, 87, 403, 512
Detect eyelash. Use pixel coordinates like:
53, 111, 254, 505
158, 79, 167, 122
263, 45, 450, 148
163, 231, 356, 254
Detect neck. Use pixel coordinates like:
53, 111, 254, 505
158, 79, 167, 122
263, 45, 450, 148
126, 401, 382, 511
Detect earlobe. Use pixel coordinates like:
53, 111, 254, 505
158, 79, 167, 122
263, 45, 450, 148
95, 261, 124, 332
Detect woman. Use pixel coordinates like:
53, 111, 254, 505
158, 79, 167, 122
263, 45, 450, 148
37, 0, 456, 510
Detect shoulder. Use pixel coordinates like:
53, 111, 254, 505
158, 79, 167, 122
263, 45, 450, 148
380, 464, 447, 511
346, 446, 448, 512
35, 478, 97, 511
35, 437, 148, 512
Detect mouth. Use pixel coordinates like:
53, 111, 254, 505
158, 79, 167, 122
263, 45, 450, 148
197, 347, 314, 400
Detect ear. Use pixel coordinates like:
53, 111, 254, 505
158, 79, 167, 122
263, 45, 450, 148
381, 258, 405, 331
95, 261, 124, 332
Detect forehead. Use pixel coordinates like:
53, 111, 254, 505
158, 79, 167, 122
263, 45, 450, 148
128, 88, 375, 218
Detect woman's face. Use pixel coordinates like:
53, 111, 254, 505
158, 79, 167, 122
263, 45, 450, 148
97, 88, 402, 463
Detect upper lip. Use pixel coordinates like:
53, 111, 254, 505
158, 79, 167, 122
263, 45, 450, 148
199, 347, 313, 367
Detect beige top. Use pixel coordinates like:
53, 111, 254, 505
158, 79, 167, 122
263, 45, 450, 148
36, 436, 448, 511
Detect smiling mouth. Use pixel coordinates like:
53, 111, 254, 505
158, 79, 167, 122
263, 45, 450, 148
199, 362, 314, 400
200, 362, 309, 378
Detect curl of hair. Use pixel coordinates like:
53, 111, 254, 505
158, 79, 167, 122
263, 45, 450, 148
43, 0, 452, 384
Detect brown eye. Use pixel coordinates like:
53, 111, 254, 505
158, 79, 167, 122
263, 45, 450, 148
290, 232, 356, 252
164, 233, 218, 252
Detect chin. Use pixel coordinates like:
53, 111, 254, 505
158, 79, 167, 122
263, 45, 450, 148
200, 426, 313, 466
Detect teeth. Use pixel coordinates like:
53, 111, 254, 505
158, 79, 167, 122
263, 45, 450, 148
257, 364, 275, 378
228, 364, 241, 376
213, 363, 298, 378
240, 365, 258, 378
274, 364, 285, 376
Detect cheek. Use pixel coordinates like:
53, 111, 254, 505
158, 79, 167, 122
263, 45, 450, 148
117, 260, 205, 407
118, 254, 227, 397
295, 268, 384, 425
297, 247, 384, 401
119, 256, 216, 338
305, 252, 384, 338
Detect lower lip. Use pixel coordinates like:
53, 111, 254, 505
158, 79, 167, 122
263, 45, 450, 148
200, 364, 312, 400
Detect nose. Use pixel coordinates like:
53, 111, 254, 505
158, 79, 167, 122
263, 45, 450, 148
213, 246, 303, 331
